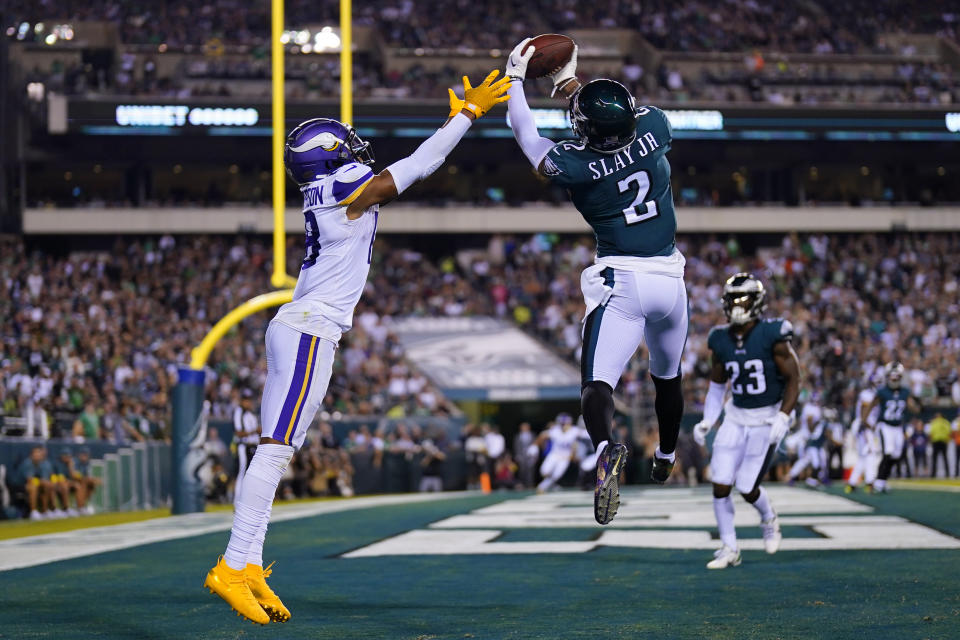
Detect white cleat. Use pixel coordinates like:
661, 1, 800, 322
707, 545, 741, 570
29, 510, 43, 521
761, 516, 782, 554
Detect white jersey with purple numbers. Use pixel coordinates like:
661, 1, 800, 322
273, 162, 378, 342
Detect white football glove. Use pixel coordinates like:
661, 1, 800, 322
506, 38, 534, 82
693, 420, 712, 447
768, 411, 791, 445
548, 44, 578, 96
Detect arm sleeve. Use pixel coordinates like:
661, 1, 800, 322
506, 82, 556, 169
702, 381, 727, 426
385, 113, 472, 195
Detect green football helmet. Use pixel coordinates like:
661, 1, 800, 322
569, 79, 638, 153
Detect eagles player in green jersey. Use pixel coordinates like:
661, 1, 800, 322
504, 39, 687, 525
692, 274, 800, 569
864, 362, 920, 492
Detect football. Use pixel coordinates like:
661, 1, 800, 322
524, 33, 575, 78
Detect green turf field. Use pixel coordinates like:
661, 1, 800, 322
1, 485, 958, 639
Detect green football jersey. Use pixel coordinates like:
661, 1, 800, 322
707, 318, 794, 409
543, 106, 676, 258
875, 386, 910, 426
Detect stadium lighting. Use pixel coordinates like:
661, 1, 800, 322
44, 34, 57, 45
54, 24, 75, 41
26, 82, 45, 102
314, 26, 341, 52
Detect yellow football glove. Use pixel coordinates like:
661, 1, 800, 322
461, 69, 511, 119
447, 88, 465, 118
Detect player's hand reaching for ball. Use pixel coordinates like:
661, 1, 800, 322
447, 87, 465, 118
506, 38, 534, 82
548, 43, 578, 96
460, 70, 511, 119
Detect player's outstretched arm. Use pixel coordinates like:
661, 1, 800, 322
346, 70, 509, 218
504, 40, 559, 172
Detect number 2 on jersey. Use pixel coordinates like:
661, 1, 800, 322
617, 170, 659, 225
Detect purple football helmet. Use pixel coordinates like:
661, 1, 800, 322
283, 118, 374, 185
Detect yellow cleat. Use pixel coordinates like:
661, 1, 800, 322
245, 562, 291, 623
204, 556, 270, 625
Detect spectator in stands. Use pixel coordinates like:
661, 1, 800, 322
71, 447, 100, 514
72, 402, 102, 442
55, 450, 92, 516
15, 446, 57, 520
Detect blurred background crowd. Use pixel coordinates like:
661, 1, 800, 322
3, 231, 960, 514
6, 0, 960, 105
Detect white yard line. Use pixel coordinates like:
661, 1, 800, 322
0, 492, 470, 572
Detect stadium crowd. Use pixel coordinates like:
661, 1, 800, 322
5, 231, 960, 425
8, 0, 960, 105
7, 0, 958, 51
4, 231, 960, 517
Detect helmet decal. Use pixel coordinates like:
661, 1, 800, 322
283, 118, 374, 185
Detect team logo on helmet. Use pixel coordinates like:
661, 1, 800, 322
722, 273, 767, 325
283, 118, 374, 185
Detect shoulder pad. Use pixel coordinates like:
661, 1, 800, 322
636, 105, 672, 144
707, 325, 728, 350
543, 141, 583, 184
331, 162, 374, 204
770, 318, 793, 342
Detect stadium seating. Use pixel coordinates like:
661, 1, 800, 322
6, 0, 960, 104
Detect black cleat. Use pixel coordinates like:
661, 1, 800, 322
594, 443, 628, 525
650, 454, 675, 484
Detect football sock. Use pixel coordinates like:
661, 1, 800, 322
224, 444, 292, 571
651, 374, 683, 455
581, 381, 615, 450
713, 496, 737, 550
748, 486, 775, 522
654, 446, 675, 463
246, 499, 273, 567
